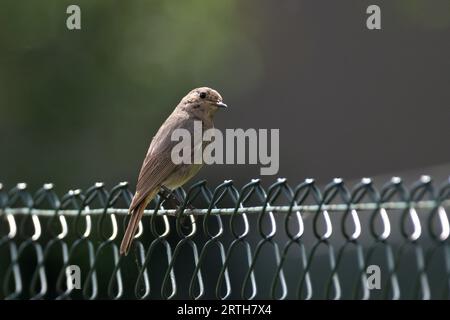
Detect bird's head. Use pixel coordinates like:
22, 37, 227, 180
180, 87, 227, 119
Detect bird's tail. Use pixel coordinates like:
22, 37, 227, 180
120, 201, 147, 256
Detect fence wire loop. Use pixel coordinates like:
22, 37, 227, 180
1, 175, 449, 299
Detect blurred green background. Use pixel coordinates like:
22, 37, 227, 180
1, 0, 450, 193
0, 0, 264, 192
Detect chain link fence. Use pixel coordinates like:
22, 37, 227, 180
0, 176, 449, 300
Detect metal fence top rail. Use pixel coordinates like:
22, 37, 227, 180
1, 176, 449, 216
1, 175, 449, 243
3, 199, 450, 217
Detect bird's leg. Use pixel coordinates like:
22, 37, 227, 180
158, 186, 196, 210
158, 185, 195, 229
158, 185, 178, 210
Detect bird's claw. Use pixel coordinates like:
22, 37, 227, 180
158, 187, 196, 229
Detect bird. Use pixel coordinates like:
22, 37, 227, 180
120, 87, 227, 255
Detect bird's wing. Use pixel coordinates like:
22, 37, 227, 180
129, 112, 192, 212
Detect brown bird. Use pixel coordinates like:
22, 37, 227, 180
120, 87, 227, 255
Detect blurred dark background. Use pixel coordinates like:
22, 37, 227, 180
1, 0, 449, 193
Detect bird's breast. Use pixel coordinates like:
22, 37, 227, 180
162, 163, 203, 190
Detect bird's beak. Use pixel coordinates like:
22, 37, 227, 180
215, 101, 228, 108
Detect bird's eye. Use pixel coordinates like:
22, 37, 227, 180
199, 92, 207, 99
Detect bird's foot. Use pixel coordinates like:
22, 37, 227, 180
158, 186, 196, 229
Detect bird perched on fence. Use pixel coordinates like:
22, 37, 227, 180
120, 87, 227, 255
